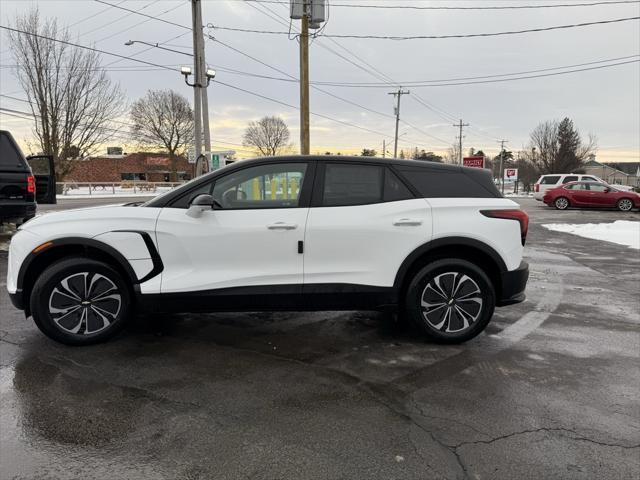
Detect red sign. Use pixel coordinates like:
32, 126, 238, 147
463, 156, 485, 168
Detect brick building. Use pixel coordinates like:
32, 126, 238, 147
65, 151, 193, 182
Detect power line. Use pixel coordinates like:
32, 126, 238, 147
80, 0, 156, 38
304, 54, 640, 87
215, 80, 395, 139
236, 0, 479, 146
234, 0, 640, 10
92, 0, 190, 31
210, 16, 640, 40
4, 54, 637, 85
240, 1, 495, 145
234, 3, 452, 146
0, 24, 400, 143
93, 1, 186, 44
0, 25, 177, 71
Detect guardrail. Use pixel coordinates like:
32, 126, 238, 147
56, 181, 184, 196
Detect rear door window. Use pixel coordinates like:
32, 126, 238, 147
540, 176, 561, 185
563, 176, 578, 183
384, 168, 414, 202
322, 163, 384, 206
0, 132, 27, 171
582, 176, 597, 182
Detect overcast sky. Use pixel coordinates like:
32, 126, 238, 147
1, 0, 639, 160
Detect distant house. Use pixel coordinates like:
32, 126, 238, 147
584, 159, 639, 187
65, 151, 193, 183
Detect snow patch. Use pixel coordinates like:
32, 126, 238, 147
542, 221, 640, 250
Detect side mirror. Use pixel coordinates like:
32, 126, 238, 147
186, 194, 214, 218
604, 187, 610, 193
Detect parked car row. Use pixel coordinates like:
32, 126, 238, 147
534, 173, 639, 211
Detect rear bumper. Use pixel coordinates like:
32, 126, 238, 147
0, 203, 36, 224
497, 261, 529, 306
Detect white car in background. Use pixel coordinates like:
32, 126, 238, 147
533, 173, 603, 201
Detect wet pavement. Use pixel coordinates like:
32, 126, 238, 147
1, 198, 639, 479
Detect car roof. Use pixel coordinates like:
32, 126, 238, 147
232, 155, 464, 171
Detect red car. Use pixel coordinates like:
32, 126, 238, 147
543, 181, 640, 211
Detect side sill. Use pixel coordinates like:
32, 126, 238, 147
136, 284, 398, 314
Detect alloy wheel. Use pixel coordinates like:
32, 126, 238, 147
48, 272, 122, 335
618, 199, 633, 211
420, 272, 483, 333
555, 197, 569, 210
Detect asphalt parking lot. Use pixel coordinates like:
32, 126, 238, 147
1, 198, 639, 479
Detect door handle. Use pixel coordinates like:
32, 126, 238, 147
393, 218, 423, 226
267, 222, 297, 230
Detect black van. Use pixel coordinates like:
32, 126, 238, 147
0, 130, 56, 225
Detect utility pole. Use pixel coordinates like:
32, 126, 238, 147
498, 139, 508, 194
382, 139, 386, 158
453, 119, 469, 165
195, 0, 211, 172
191, 0, 204, 176
388, 89, 410, 158
291, 0, 326, 155
300, 11, 310, 155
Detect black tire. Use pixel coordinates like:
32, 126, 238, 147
554, 197, 570, 210
617, 198, 634, 212
404, 259, 496, 344
30, 258, 132, 345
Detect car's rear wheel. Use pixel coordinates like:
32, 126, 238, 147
617, 198, 634, 212
404, 259, 495, 344
554, 197, 570, 210
30, 258, 132, 345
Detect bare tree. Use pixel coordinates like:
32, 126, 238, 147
243, 116, 291, 156
514, 152, 541, 193
8, 8, 125, 179
529, 118, 597, 174
130, 90, 194, 181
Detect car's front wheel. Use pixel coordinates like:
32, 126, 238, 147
30, 258, 132, 345
617, 198, 634, 212
404, 259, 495, 344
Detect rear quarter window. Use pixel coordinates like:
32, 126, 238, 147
396, 166, 499, 198
0, 132, 27, 171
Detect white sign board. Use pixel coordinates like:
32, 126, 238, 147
187, 148, 196, 164
504, 168, 518, 181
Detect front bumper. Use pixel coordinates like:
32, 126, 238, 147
497, 261, 529, 306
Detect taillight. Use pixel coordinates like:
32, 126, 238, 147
481, 209, 529, 246
534, 184, 540, 192
27, 175, 35, 194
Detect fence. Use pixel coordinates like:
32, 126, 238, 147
57, 181, 184, 196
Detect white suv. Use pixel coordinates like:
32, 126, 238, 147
7, 156, 529, 345
533, 173, 602, 201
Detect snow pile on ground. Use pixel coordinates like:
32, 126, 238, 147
542, 221, 640, 250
